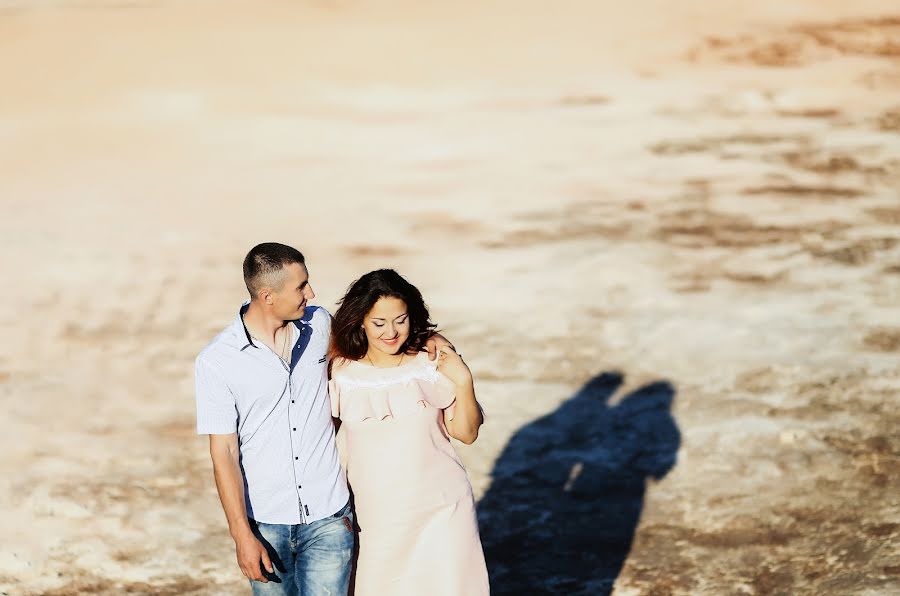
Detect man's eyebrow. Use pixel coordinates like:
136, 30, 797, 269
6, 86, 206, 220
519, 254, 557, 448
298, 280, 308, 289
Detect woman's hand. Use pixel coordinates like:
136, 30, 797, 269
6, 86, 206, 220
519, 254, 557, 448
436, 345, 473, 387
437, 346, 482, 444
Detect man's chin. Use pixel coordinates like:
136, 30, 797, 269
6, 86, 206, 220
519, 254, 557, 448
284, 305, 306, 321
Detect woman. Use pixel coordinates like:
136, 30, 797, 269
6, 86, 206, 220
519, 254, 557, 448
328, 269, 489, 596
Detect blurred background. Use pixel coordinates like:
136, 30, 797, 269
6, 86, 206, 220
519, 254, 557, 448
1, 1, 898, 594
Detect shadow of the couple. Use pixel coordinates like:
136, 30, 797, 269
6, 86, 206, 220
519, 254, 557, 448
477, 372, 681, 595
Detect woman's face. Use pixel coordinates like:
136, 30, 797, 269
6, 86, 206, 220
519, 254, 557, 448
363, 296, 410, 356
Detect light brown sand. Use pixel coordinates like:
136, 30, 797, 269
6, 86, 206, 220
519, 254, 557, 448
0, 1, 898, 594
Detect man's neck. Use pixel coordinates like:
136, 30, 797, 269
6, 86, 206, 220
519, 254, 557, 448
242, 300, 288, 346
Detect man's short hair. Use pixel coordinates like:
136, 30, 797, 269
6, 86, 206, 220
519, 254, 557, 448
243, 243, 306, 297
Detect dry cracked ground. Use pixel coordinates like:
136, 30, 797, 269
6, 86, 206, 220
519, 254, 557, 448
0, 3, 898, 595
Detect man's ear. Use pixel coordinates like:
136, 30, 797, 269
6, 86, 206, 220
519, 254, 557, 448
259, 287, 273, 305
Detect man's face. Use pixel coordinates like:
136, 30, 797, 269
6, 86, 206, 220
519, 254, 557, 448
271, 262, 315, 320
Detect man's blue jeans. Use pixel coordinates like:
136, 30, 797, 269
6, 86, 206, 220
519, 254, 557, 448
249, 500, 354, 596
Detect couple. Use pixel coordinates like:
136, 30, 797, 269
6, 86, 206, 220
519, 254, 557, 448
194, 242, 489, 596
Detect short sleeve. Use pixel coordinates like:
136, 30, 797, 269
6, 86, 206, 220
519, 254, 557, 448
328, 378, 340, 418
428, 367, 485, 423
328, 358, 351, 419
194, 357, 238, 435
426, 371, 458, 420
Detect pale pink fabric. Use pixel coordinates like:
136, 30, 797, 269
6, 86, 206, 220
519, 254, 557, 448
329, 352, 490, 596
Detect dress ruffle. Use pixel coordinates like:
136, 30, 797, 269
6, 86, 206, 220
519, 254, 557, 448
330, 356, 457, 422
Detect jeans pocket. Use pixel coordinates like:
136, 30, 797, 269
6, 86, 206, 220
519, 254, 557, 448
333, 499, 352, 518
331, 500, 354, 533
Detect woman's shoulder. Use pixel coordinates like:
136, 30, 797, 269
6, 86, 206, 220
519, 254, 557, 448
411, 349, 442, 365
330, 356, 356, 379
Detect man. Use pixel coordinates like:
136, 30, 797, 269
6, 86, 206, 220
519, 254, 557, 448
194, 242, 450, 595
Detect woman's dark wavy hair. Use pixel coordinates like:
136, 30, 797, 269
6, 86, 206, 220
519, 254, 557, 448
330, 269, 437, 362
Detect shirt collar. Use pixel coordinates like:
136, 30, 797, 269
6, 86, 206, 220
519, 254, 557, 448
230, 301, 257, 350
230, 302, 316, 351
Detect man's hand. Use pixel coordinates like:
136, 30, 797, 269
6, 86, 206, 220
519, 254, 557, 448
209, 434, 274, 583
235, 530, 274, 583
425, 332, 454, 361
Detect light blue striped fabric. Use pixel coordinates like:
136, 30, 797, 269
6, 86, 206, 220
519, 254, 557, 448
195, 303, 349, 525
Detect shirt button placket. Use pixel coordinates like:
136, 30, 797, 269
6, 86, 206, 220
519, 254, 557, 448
288, 370, 304, 521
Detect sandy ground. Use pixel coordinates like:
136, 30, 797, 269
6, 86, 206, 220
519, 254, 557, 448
0, 1, 898, 594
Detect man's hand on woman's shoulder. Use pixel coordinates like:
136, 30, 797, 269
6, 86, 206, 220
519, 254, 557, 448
425, 332, 454, 361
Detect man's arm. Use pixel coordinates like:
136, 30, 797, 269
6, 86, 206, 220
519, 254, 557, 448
209, 433, 274, 583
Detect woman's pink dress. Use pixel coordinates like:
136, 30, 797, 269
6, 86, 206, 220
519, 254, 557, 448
329, 351, 490, 596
